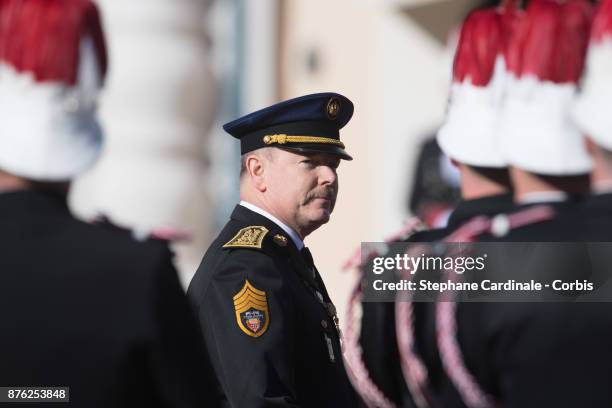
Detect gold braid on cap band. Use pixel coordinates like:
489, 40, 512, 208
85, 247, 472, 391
262, 134, 345, 149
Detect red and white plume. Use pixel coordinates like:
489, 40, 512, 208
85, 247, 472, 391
499, 0, 593, 176
0, 0, 108, 181
573, 0, 612, 151
437, 0, 522, 168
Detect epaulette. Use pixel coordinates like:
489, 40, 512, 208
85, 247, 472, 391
223, 226, 269, 250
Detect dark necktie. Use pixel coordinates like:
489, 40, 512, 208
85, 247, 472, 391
300, 246, 322, 289
301, 247, 315, 270
300, 247, 341, 336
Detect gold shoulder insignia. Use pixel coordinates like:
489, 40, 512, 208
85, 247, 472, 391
223, 226, 269, 249
233, 280, 269, 337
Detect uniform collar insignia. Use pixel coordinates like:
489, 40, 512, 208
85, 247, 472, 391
273, 234, 288, 246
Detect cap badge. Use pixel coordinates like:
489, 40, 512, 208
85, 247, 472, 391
326, 97, 340, 120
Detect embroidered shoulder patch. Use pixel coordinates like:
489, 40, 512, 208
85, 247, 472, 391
233, 280, 269, 337
223, 226, 269, 249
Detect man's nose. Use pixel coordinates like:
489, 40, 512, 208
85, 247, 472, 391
319, 165, 337, 185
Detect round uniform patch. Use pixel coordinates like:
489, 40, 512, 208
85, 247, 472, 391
326, 97, 340, 120
233, 280, 270, 337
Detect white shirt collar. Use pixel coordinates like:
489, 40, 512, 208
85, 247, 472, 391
518, 191, 568, 205
239, 200, 304, 250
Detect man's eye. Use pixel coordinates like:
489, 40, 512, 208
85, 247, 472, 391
323, 160, 340, 170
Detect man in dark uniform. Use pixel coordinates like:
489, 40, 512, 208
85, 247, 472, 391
356, 3, 521, 406
0, 2, 220, 407
188, 93, 358, 407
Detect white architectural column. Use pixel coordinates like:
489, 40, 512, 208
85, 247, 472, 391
241, 0, 279, 112
70, 0, 218, 287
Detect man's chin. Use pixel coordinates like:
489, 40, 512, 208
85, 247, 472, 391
312, 212, 331, 226
303, 210, 331, 229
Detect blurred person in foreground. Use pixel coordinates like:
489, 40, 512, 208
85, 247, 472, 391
0, 1, 220, 406
348, 2, 521, 407
188, 93, 358, 407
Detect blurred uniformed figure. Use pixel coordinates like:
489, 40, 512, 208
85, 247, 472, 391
0, 1, 220, 407
419, 2, 612, 408
474, 0, 593, 241
352, 2, 521, 407
574, 0, 612, 239
410, 0, 522, 242
188, 93, 359, 407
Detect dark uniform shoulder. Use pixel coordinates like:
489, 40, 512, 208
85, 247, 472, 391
476, 204, 566, 241
65, 215, 175, 276
91, 215, 176, 245
405, 227, 448, 243
188, 221, 292, 304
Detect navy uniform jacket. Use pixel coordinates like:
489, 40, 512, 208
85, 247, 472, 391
441, 199, 612, 408
359, 194, 515, 407
0, 190, 220, 408
188, 204, 358, 407
583, 192, 612, 240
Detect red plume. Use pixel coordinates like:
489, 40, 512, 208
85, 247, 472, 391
506, 0, 593, 84
0, 0, 108, 85
591, 0, 612, 42
453, 5, 522, 86
500, 0, 521, 12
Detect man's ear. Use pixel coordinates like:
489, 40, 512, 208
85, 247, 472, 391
245, 154, 267, 192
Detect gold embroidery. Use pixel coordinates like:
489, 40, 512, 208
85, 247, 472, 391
262, 134, 345, 148
233, 280, 270, 337
223, 226, 269, 249
326, 97, 340, 119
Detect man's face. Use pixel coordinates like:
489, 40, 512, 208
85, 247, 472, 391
263, 149, 340, 237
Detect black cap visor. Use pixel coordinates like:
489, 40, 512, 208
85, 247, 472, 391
277, 144, 353, 161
